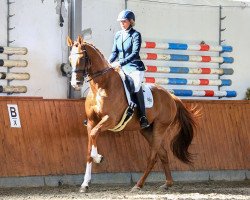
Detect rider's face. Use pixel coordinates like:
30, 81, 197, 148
120, 19, 131, 30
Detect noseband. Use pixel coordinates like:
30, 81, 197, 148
71, 44, 113, 82
72, 45, 92, 78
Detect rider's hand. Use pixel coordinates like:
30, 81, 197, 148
110, 62, 121, 72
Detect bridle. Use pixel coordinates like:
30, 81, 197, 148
71, 45, 91, 78
70, 44, 113, 82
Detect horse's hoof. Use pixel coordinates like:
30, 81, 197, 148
79, 186, 88, 193
159, 183, 169, 191
93, 154, 104, 164
130, 185, 141, 193
99, 155, 104, 163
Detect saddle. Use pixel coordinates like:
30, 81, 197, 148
107, 70, 153, 132
84, 70, 154, 132
119, 70, 154, 109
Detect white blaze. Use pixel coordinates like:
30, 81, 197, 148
69, 47, 80, 88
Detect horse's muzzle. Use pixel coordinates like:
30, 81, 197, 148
71, 81, 83, 91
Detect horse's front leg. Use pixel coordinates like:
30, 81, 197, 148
89, 115, 113, 163
80, 115, 114, 193
80, 123, 94, 193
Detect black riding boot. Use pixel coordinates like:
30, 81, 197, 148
134, 88, 150, 129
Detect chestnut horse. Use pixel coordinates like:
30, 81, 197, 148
67, 36, 199, 193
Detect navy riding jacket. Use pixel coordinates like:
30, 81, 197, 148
109, 28, 145, 72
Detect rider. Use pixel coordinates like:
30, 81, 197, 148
109, 9, 150, 129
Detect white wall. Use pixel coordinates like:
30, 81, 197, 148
82, 0, 250, 100
0, 0, 69, 98
223, 6, 250, 99
1, 0, 249, 99
81, 0, 125, 58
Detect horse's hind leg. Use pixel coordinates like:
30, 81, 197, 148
140, 128, 173, 190
157, 145, 174, 190
132, 124, 166, 192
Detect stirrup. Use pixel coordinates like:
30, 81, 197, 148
140, 116, 150, 129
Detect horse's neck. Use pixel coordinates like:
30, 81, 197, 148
89, 70, 110, 90
89, 70, 119, 96
88, 58, 111, 91
89, 59, 106, 72
88, 46, 109, 72
87, 45, 116, 95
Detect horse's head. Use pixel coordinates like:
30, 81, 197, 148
67, 36, 111, 89
67, 36, 92, 89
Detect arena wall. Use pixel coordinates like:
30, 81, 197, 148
0, 97, 249, 177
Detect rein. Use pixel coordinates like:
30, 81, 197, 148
87, 67, 113, 82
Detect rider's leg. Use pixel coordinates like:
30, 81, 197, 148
135, 88, 150, 128
129, 70, 150, 129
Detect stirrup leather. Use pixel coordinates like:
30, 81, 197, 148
108, 103, 135, 132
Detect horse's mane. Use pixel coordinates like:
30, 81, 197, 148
85, 42, 109, 64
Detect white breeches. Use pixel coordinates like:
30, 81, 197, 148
126, 70, 145, 92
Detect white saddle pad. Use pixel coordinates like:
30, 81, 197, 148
118, 70, 153, 108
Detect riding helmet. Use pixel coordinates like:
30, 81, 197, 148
117, 10, 135, 21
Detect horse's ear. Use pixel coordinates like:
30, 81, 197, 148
77, 35, 84, 45
77, 36, 81, 44
80, 36, 84, 45
67, 36, 73, 47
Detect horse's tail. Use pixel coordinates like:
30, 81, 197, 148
171, 97, 201, 164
